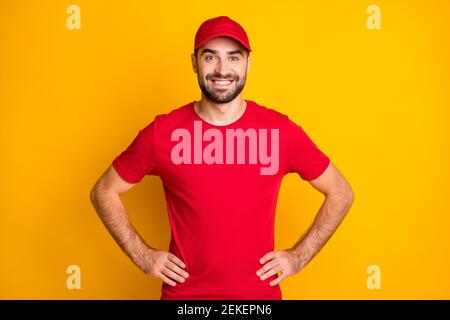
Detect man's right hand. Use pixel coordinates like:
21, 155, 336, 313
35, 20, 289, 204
136, 249, 189, 287
90, 166, 190, 288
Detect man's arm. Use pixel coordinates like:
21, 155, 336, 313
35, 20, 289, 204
257, 161, 354, 286
90, 165, 189, 286
290, 160, 354, 267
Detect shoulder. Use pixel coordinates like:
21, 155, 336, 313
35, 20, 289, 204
248, 99, 295, 127
140, 101, 194, 132
154, 101, 193, 123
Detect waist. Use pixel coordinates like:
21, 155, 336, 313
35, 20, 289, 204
161, 276, 282, 300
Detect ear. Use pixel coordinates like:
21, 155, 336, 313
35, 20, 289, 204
191, 53, 198, 74
246, 53, 251, 73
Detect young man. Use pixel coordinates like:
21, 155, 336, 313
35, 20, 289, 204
90, 16, 354, 300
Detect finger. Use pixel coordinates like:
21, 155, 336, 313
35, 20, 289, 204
168, 253, 186, 269
260, 265, 282, 281
270, 272, 287, 286
161, 267, 185, 284
166, 260, 190, 279
158, 272, 176, 287
256, 259, 279, 277
259, 251, 278, 264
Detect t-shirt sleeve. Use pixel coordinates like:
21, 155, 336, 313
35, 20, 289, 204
111, 121, 159, 183
284, 118, 331, 180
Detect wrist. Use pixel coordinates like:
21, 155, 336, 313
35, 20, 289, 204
125, 240, 154, 265
289, 244, 312, 268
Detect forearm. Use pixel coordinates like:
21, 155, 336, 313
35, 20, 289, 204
290, 191, 354, 268
90, 190, 153, 266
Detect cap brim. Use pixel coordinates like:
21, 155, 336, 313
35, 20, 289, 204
194, 33, 252, 52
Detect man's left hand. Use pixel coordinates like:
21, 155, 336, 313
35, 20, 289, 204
256, 249, 303, 286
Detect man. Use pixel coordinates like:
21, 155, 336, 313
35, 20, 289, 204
90, 16, 354, 300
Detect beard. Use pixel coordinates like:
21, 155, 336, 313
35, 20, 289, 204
197, 70, 247, 104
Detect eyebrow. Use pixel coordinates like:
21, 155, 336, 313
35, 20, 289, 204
200, 48, 244, 56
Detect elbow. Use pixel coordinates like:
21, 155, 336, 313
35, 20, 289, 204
327, 183, 355, 212
90, 180, 117, 205
347, 191, 355, 211
90, 185, 99, 206
346, 184, 355, 205
342, 184, 355, 212
90, 180, 105, 206
339, 181, 354, 205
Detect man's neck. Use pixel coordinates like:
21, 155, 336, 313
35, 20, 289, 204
194, 96, 246, 126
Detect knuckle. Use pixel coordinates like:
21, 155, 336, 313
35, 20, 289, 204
169, 254, 178, 263
162, 276, 173, 285
175, 267, 183, 275
148, 265, 157, 275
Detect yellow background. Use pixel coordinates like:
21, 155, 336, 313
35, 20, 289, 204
1, 0, 449, 299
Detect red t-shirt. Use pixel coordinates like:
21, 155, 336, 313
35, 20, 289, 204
112, 99, 330, 300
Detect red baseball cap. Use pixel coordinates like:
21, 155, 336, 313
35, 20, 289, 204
194, 16, 252, 53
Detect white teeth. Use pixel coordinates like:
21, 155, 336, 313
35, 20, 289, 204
212, 80, 232, 85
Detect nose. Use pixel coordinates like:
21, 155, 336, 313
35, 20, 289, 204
214, 58, 228, 75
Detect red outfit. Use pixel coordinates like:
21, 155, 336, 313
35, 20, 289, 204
112, 100, 330, 299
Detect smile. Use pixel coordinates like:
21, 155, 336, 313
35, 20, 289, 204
209, 79, 234, 87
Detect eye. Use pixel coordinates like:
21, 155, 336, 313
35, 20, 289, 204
205, 55, 215, 61
230, 56, 239, 62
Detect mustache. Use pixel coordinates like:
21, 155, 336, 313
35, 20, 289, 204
206, 73, 239, 81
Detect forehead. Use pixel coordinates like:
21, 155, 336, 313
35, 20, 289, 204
199, 36, 246, 53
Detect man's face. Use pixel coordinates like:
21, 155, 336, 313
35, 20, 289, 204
191, 36, 251, 104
